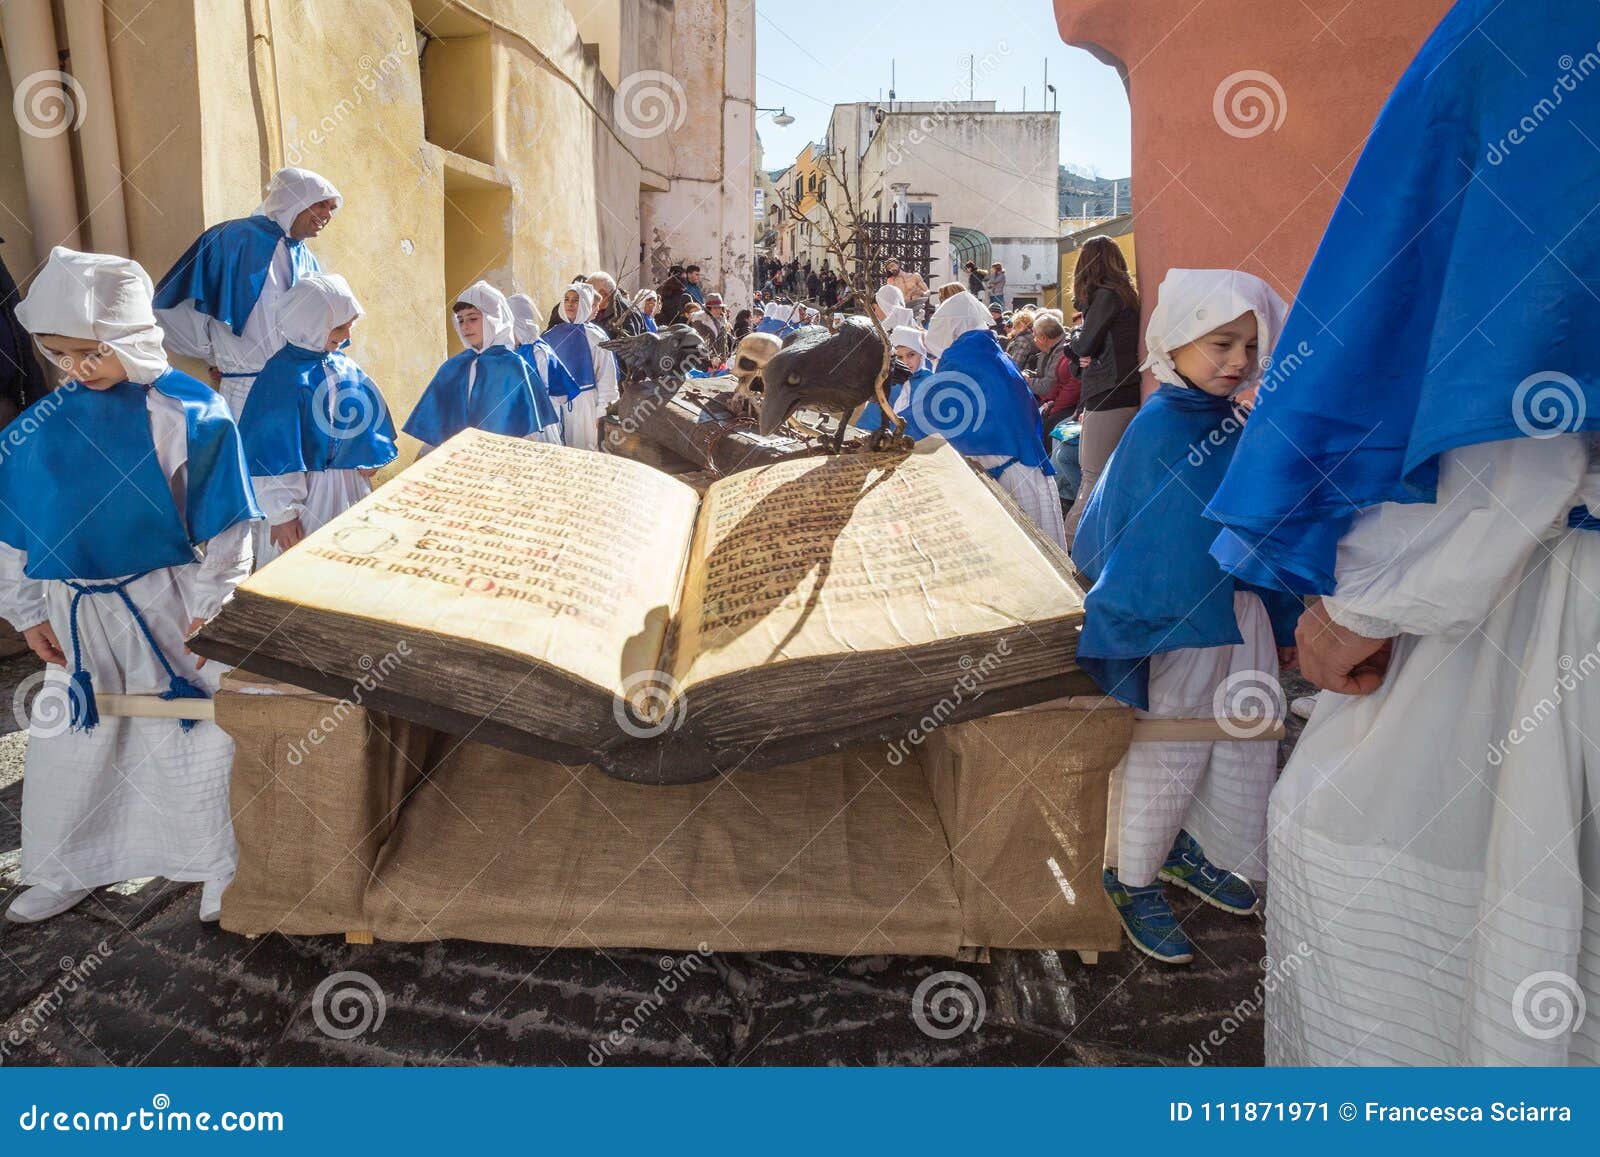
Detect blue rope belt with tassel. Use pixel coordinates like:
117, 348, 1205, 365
62, 574, 209, 733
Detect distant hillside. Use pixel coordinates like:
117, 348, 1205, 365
1059, 165, 1132, 218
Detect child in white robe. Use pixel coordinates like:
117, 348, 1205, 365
1072, 269, 1302, 965
541, 283, 620, 452
0, 247, 260, 924
507, 292, 576, 446
238, 273, 398, 566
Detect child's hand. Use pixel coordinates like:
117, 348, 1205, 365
1296, 600, 1392, 696
1277, 645, 1298, 671
270, 518, 306, 551
357, 468, 377, 480
206, 366, 223, 388
182, 617, 210, 668
23, 622, 66, 666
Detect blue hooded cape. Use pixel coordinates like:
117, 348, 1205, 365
902, 329, 1053, 476
239, 344, 399, 476
153, 215, 320, 336
1072, 385, 1302, 708
402, 346, 558, 445
1206, 0, 1600, 595
515, 339, 580, 409
642, 317, 659, 334
857, 367, 929, 432
0, 370, 261, 581
754, 316, 801, 338
541, 323, 600, 396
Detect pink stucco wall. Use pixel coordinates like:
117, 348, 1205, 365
1056, 0, 1453, 346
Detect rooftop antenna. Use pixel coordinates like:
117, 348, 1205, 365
890, 59, 896, 108
967, 54, 975, 100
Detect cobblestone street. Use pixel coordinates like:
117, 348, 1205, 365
0, 654, 1284, 1067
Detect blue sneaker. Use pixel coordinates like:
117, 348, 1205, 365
1102, 869, 1194, 964
1158, 830, 1260, 915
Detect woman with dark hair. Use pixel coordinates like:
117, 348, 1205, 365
732, 308, 753, 340
1062, 236, 1141, 547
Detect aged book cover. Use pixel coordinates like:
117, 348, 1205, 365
194, 430, 1090, 782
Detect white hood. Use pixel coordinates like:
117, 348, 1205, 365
15, 246, 169, 383
1141, 268, 1289, 390
452, 281, 517, 352
278, 272, 363, 352
254, 167, 343, 235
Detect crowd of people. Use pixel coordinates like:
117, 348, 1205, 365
1, 0, 1595, 1070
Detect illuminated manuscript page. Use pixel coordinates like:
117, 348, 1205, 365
669, 439, 1079, 690
241, 430, 701, 697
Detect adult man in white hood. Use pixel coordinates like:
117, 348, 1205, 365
154, 166, 342, 418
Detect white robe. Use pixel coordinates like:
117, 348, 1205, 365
156, 239, 294, 419
974, 456, 1069, 550
559, 324, 619, 453
0, 390, 253, 893
523, 344, 570, 446
1105, 591, 1281, 885
252, 469, 372, 567
1267, 433, 1600, 1066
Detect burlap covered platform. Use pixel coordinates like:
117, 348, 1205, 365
215, 674, 1127, 957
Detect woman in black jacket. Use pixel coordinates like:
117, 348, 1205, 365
1063, 236, 1141, 546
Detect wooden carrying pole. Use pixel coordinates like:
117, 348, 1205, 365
89, 695, 1285, 741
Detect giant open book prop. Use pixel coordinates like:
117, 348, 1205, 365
194, 430, 1090, 783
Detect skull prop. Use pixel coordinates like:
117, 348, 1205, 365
730, 332, 781, 407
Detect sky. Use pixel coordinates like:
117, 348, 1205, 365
753, 0, 1131, 179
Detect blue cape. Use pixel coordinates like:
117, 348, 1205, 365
515, 339, 579, 408
238, 344, 399, 476
402, 346, 558, 445
857, 367, 929, 432
754, 316, 801, 338
1206, 0, 1600, 595
0, 370, 261, 580
541, 323, 600, 394
1072, 385, 1302, 708
153, 215, 320, 337
902, 329, 1052, 475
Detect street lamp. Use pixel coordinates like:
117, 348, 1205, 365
757, 106, 796, 127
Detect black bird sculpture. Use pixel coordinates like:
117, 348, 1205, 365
756, 317, 910, 452
600, 324, 707, 389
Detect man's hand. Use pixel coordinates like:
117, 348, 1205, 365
1295, 599, 1393, 695
23, 622, 66, 666
270, 518, 305, 551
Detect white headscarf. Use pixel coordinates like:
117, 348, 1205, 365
890, 324, 928, 360
924, 291, 993, 358
254, 167, 343, 235
559, 282, 597, 326
1141, 268, 1289, 390
507, 293, 541, 344
15, 246, 169, 383
875, 283, 913, 330
277, 272, 363, 352
452, 281, 516, 352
